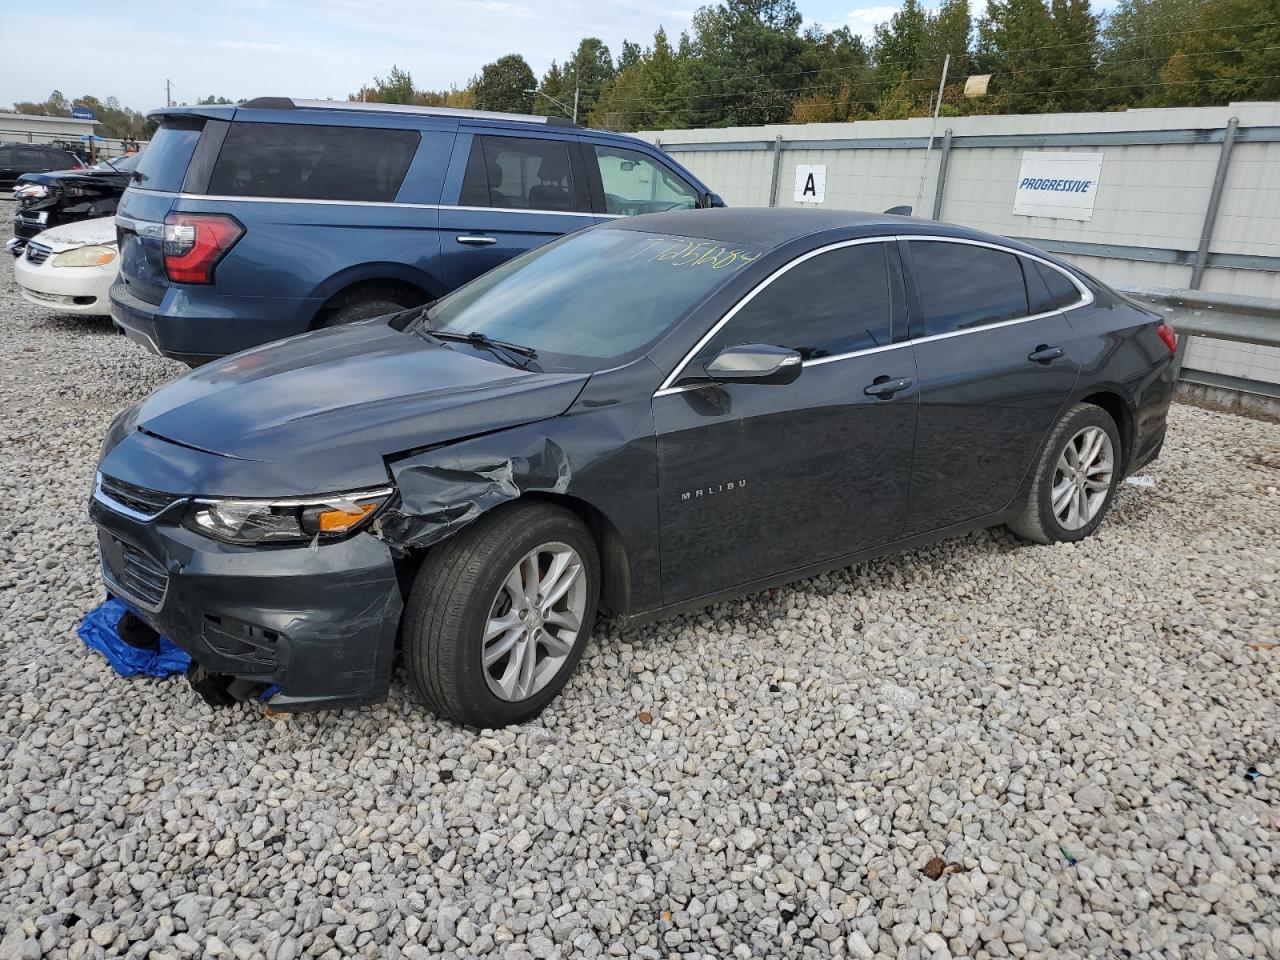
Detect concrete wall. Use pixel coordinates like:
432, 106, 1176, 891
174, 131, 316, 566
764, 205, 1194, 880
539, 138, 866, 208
638, 103, 1280, 393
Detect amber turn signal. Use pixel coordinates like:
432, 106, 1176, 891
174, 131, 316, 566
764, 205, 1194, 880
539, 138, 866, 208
313, 502, 379, 533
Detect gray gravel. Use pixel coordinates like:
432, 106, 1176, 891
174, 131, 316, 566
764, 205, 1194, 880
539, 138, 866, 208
1, 197, 1279, 959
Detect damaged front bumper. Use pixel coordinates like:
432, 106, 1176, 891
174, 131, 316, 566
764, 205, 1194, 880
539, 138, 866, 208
89, 492, 405, 712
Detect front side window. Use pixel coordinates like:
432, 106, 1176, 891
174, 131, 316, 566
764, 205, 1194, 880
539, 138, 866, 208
458, 136, 576, 211
697, 243, 893, 365
207, 122, 419, 202
593, 145, 699, 215
910, 241, 1029, 337
420, 229, 764, 372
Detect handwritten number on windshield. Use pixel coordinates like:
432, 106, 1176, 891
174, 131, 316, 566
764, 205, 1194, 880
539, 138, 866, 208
627, 238, 761, 272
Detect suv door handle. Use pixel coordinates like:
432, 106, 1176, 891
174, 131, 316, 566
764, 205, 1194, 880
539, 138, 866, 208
863, 376, 913, 398
456, 235, 497, 246
1028, 345, 1065, 363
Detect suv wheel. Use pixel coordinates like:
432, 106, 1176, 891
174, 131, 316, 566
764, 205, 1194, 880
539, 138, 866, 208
1008, 402, 1122, 544
316, 285, 426, 327
402, 502, 599, 727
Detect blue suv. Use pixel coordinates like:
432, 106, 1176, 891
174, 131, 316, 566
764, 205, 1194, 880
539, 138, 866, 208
110, 98, 722, 364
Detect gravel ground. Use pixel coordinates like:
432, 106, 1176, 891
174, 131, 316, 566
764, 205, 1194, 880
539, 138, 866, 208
1, 198, 1278, 960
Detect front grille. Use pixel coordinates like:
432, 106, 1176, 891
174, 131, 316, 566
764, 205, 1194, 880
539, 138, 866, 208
25, 242, 52, 266
100, 533, 168, 610
98, 474, 181, 517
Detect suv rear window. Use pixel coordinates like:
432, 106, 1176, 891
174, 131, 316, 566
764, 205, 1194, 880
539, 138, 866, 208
208, 122, 419, 202
133, 121, 204, 192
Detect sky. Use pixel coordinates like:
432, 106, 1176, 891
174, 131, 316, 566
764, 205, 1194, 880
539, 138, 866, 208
0, 0, 995, 114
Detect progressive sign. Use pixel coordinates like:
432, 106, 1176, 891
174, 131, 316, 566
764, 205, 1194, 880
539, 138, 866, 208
1013, 152, 1104, 221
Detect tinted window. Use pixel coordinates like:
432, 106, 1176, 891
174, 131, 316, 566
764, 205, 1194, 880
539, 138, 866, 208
593, 145, 699, 215
702, 244, 893, 363
424, 229, 763, 372
18, 148, 46, 166
458, 135, 576, 211
207, 122, 419, 202
910, 241, 1029, 336
1032, 260, 1081, 312
133, 121, 204, 192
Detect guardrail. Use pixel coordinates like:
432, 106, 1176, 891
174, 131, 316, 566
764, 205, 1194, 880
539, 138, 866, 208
1119, 286, 1280, 403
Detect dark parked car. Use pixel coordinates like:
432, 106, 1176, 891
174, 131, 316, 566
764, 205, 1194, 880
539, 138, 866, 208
0, 142, 83, 191
109, 98, 722, 365
9, 153, 140, 254
90, 209, 1175, 726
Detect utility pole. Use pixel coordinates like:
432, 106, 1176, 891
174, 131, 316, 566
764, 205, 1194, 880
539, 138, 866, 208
913, 54, 950, 216
165, 79, 173, 108
572, 82, 579, 124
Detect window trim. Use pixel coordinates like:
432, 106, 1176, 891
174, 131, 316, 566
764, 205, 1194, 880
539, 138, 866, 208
126, 189, 607, 218
654, 234, 1092, 398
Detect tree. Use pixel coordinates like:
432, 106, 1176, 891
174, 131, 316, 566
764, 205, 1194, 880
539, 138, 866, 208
1157, 0, 1280, 105
534, 61, 567, 117
197, 95, 236, 105
618, 40, 643, 72
976, 0, 1058, 112
564, 38, 615, 120
790, 26, 873, 122
474, 54, 536, 113
873, 0, 929, 83
1047, 0, 1100, 110
1098, 0, 1199, 106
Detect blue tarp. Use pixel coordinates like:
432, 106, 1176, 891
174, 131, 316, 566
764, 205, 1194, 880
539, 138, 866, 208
77, 598, 191, 678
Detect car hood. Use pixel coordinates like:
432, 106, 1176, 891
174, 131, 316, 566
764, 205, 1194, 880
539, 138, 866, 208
130, 319, 589, 492
32, 216, 117, 251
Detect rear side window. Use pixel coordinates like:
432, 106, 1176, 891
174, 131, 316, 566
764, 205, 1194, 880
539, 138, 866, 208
1027, 259, 1081, 313
133, 121, 204, 192
458, 135, 576, 212
208, 122, 419, 202
703, 243, 893, 362
910, 241, 1029, 337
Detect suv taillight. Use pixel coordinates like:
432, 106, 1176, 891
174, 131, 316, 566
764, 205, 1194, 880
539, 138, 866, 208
1156, 320, 1178, 353
163, 212, 243, 284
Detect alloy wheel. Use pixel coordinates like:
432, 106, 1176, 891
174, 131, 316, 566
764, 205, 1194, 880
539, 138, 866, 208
482, 541, 587, 702
1051, 426, 1114, 531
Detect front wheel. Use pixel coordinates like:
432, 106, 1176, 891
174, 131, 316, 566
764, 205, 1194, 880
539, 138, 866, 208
1007, 402, 1122, 544
402, 502, 599, 727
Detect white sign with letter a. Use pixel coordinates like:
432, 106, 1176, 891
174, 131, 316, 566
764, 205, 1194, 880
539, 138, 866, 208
794, 165, 826, 204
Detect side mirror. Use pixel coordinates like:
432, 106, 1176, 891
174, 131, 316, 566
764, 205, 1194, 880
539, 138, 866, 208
705, 192, 727, 208
703, 343, 802, 385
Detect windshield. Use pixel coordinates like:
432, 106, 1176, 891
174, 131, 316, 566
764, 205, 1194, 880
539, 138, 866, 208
419, 228, 765, 373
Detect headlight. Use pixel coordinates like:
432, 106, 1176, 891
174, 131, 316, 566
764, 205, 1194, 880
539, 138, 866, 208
183, 488, 394, 545
14, 183, 48, 199
52, 245, 117, 268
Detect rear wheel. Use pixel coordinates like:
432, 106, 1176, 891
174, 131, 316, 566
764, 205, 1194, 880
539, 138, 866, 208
1008, 402, 1122, 544
402, 502, 599, 727
315, 285, 426, 328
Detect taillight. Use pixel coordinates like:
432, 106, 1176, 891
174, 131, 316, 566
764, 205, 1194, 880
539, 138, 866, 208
163, 212, 244, 284
1156, 320, 1178, 353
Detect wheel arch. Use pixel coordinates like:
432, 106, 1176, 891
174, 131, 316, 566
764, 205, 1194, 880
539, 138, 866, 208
308, 263, 442, 328
1077, 388, 1135, 468
519, 492, 633, 618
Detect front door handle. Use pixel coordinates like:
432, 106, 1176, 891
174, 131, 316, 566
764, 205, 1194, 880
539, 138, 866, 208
1028, 344, 1065, 363
456, 235, 497, 246
863, 375, 913, 398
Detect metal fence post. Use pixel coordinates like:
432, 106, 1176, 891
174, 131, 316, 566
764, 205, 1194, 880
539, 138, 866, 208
1191, 117, 1238, 290
768, 134, 784, 207
931, 129, 953, 220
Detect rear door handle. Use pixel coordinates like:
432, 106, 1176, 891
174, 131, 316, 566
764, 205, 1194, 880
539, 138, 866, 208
863, 376, 913, 398
456, 235, 497, 246
1028, 345, 1065, 363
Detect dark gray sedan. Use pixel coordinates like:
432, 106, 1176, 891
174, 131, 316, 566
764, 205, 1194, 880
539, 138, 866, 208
90, 209, 1176, 726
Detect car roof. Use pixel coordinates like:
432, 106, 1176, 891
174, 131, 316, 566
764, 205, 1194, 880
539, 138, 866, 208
149, 98, 668, 151
608, 208, 1057, 257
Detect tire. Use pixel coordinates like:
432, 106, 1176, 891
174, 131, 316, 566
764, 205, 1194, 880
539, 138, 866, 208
402, 501, 600, 727
1007, 402, 1123, 545
315, 286, 426, 328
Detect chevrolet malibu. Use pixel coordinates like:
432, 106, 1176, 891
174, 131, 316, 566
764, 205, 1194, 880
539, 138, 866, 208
90, 209, 1176, 727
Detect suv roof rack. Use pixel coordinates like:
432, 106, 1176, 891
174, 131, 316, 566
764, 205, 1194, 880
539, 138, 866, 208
239, 97, 580, 128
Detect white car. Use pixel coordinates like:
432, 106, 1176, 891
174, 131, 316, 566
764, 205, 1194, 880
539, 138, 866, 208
14, 216, 118, 316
